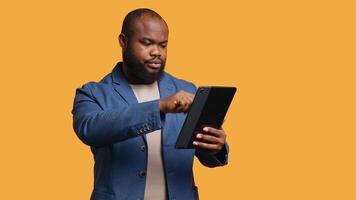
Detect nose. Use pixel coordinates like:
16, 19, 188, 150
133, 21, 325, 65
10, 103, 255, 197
149, 45, 161, 57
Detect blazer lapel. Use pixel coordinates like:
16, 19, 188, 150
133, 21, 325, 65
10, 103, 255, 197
111, 62, 138, 105
158, 73, 177, 146
158, 74, 175, 100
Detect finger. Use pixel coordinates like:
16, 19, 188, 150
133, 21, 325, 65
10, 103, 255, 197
184, 102, 190, 112
184, 94, 194, 104
176, 100, 190, 112
175, 94, 187, 105
175, 98, 188, 109
192, 141, 222, 151
184, 93, 194, 104
196, 133, 223, 145
179, 91, 194, 100
187, 95, 194, 105
187, 92, 195, 98
175, 104, 186, 113
183, 97, 192, 107
189, 96, 195, 103
202, 127, 226, 138
178, 92, 194, 103
174, 92, 194, 113
180, 97, 191, 111
173, 101, 179, 109
182, 96, 189, 105
173, 98, 182, 107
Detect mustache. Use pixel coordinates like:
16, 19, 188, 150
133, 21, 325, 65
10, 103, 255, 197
145, 58, 164, 64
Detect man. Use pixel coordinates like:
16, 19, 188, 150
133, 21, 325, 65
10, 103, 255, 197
72, 8, 229, 200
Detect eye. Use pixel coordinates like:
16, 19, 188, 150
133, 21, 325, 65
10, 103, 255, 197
140, 39, 152, 46
160, 43, 167, 48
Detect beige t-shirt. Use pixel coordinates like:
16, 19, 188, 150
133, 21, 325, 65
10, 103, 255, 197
130, 82, 167, 200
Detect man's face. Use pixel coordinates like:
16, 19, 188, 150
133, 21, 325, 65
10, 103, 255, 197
123, 15, 168, 84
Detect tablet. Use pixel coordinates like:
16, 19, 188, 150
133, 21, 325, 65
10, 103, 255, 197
175, 86, 237, 149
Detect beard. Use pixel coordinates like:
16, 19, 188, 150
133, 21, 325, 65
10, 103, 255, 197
123, 48, 165, 84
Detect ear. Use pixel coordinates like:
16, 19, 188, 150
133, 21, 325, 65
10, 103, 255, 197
119, 33, 128, 50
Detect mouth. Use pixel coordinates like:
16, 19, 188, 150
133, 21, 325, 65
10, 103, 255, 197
145, 59, 162, 70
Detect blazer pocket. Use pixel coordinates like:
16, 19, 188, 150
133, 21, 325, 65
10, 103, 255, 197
90, 190, 114, 200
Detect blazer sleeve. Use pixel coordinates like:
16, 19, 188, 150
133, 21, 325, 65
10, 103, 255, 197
195, 142, 229, 167
72, 83, 162, 147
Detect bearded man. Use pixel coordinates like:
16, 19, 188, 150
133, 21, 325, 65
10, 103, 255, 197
72, 8, 229, 200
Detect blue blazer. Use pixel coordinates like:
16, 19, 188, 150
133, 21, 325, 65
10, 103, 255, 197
72, 63, 229, 200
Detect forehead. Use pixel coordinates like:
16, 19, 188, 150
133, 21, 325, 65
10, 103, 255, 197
131, 15, 168, 40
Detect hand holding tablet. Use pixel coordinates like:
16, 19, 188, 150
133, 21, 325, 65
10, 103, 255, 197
193, 126, 227, 154
175, 86, 237, 149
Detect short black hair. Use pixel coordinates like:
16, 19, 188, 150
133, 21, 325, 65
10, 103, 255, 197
121, 8, 167, 39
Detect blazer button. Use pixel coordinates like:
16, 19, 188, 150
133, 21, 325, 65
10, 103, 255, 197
139, 171, 146, 177
143, 127, 148, 132
139, 129, 144, 134
140, 145, 146, 152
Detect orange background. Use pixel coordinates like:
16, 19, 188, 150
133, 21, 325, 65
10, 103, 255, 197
1, 0, 355, 199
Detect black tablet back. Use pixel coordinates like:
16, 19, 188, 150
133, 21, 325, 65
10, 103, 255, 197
175, 86, 237, 149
